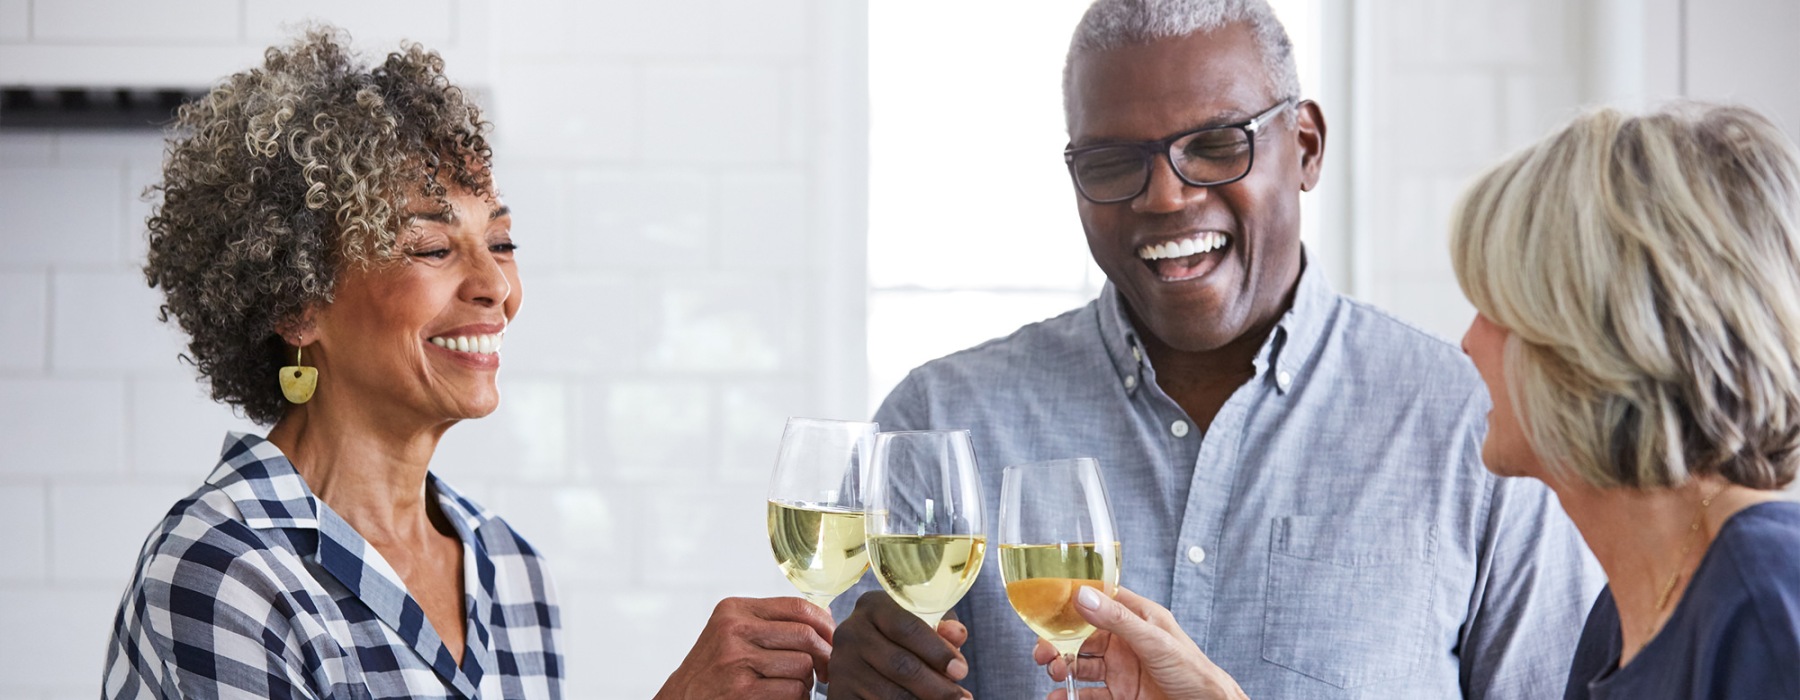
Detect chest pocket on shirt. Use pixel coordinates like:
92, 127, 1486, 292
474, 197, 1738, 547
1261, 515, 1438, 689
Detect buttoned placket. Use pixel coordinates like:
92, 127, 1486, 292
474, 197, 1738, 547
1166, 377, 1255, 652
1123, 340, 1144, 393
1164, 324, 1296, 651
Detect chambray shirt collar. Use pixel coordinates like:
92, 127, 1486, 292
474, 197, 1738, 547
204, 431, 495, 699
1097, 249, 1333, 396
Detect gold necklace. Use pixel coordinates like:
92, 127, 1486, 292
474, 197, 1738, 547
1651, 481, 1729, 614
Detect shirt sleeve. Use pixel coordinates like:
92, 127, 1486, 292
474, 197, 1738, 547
104, 525, 331, 700
1455, 392, 1605, 700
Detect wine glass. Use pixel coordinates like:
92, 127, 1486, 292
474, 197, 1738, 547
863, 429, 987, 630
767, 417, 878, 610
998, 457, 1121, 700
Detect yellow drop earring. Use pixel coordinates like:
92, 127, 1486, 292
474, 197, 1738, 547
279, 345, 318, 404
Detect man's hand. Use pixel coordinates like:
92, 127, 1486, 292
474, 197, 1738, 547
655, 597, 835, 700
827, 590, 972, 700
1031, 587, 1248, 700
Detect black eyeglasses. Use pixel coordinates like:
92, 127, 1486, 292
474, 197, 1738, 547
1063, 98, 1295, 204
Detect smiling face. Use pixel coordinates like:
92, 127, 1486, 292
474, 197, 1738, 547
1461, 314, 1544, 479
302, 185, 521, 427
1066, 24, 1324, 352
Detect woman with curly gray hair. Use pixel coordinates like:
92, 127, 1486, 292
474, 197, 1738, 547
1453, 103, 1800, 698
102, 28, 834, 700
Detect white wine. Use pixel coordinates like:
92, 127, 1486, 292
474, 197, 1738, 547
768, 501, 869, 608
867, 534, 987, 626
1000, 542, 1121, 654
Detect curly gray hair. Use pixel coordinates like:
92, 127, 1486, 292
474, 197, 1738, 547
1064, 0, 1301, 124
144, 26, 493, 425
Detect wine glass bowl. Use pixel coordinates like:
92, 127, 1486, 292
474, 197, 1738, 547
863, 429, 988, 629
767, 417, 879, 610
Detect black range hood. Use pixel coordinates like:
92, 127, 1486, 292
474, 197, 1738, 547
0, 87, 207, 130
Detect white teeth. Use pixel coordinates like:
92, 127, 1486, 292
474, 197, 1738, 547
426, 332, 505, 356
1137, 232, 1231, 261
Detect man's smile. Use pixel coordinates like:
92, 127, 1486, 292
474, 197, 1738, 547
1136, 230, 1232, 282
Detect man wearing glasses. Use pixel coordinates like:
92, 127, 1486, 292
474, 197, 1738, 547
825, 1, 1600, 699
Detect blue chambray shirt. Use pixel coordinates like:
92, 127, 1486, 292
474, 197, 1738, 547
836, 260, 1602, 699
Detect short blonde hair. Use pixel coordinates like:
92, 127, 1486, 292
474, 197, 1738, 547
1451, 102, 1800, 490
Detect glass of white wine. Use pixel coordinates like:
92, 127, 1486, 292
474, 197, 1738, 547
998, 457, 1121, 700
864, 429, 988, 630
768, 417, 879, 611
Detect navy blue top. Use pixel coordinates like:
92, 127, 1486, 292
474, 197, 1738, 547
1565, 500, 1800, 700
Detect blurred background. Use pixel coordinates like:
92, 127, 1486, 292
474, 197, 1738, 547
0, 0, 1794, 697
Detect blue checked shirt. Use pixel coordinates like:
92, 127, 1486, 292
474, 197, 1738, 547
102, 433, 562, 699
837, 260, 1603, 698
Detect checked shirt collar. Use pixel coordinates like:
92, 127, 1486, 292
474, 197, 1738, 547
204, 432, 500, 699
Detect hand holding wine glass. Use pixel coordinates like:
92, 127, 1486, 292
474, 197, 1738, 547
999, 457, 1120, 700
814, 428, 981, 700
1031, 587, 1248, 700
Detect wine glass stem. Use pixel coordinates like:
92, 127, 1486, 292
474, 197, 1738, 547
1063, 652, 1079, 700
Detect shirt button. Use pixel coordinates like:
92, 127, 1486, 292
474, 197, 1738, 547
1276, 370, 1293, 389
1132, 346, 1142, 363
1170, 420, 1190, 437
1187, 545, 1206, 564
1123, 375, 1138, 389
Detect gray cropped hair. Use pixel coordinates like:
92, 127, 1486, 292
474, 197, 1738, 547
1064, 0, 1301, 124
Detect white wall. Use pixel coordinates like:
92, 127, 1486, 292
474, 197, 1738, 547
0, 2, 867, 698
1335, 0, 1592, 339
1338, 0, 1800, 344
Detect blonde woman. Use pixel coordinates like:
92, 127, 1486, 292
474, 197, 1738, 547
1451, 103, 1800, 698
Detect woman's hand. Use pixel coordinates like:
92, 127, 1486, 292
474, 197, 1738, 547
1032, 587, 1248, 700
655, 596, 836, 700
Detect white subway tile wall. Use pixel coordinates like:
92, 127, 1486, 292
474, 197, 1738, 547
0, 588, 123, 696
0, 0, 25, 42
1352, 0, 1589, 340
0, 1, 862, 697
0, 273, 49, 370
243, 0, 457, 46
1, 168, 123, 267
0, 485, 48, 582
32, 0, 241, 43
